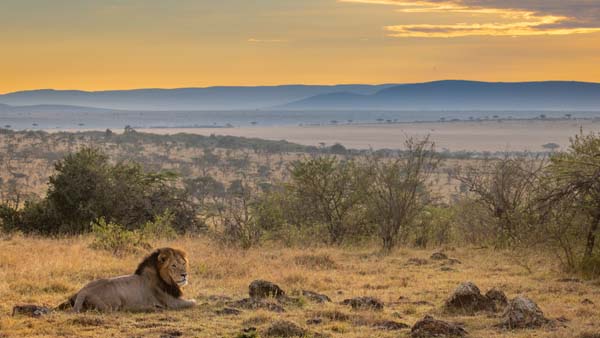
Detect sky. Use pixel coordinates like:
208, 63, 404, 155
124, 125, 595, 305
1, 0, 600, 93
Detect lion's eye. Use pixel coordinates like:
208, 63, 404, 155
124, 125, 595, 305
171, 264, 176, 268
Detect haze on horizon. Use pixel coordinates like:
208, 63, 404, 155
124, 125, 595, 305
2, 0, 600, 93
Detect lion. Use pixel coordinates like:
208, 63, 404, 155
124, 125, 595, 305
57, 247, 196, 312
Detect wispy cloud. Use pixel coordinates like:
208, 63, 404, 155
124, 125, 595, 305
339, 0, 600, 37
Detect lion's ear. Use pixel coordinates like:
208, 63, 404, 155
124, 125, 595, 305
158, 249, 169, 263
158, 249, 168, 263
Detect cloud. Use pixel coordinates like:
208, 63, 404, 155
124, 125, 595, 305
339, 0, 600, 37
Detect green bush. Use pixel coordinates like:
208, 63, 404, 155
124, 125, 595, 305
139, 210, 178, 241
1, 147, 202, 235
91, 218, 150, 256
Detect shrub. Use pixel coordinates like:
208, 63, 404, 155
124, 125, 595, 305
139, 210, 178, 241
91, 218, 149, 256
5, 147, 202, 235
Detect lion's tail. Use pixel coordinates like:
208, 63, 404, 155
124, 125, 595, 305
55, 294, 77, 311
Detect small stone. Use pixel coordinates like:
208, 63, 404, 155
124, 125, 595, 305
12, 304, 51, 317
411, 315, 467, 338
342, 296, 384, 311
265, 320, 307, 337
374, 320, 410, 330
249, 280, 285, 299
431, 252, 448, 260
302, 290, 331, 303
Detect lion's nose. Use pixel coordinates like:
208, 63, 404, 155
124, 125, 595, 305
181, 273, 187, 278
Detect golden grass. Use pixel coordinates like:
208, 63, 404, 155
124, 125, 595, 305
1, 236, 599, 337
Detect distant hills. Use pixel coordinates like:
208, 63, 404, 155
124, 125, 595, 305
282, 81, 600, 111
0, 85, 394, 111
1, 81, 599, 112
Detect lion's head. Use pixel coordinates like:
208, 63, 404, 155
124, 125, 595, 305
135, 247, 190, 297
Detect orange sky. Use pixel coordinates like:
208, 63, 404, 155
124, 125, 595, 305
1, 0, 600, 93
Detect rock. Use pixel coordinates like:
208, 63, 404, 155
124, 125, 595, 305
264, 320, 307, 337
445, 258, 462, 265
374, 320, 410, 330
444, 282, 495, 314
237, 327, 258, 338
12, 304, 51, 317
306, 318, 323, 325
302, 290, 331, 303
249, 280, 285, 299
228, 298, 285, 313
342, 296, 384, 311
411, 315, 467, 338
216, 307, 242, 315
582, 298, 594, 305
499, 296, 551, 329
485, 288, 508, 309
407, 258, 429, 265
431, 252, 449, 260
160, 330, 183, 338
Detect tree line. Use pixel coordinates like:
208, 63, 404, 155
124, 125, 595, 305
1, 132, 599, 277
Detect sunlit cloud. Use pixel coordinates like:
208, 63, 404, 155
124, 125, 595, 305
339, 0, 600, 37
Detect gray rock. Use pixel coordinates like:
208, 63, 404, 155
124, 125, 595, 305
444, 281, 495, 314
499, 296, 551, 329
485, 288, 508, 309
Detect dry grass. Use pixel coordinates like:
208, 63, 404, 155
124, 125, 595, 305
1, 236, 599, 337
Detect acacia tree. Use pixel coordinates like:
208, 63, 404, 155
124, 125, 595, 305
290, 156, 367, 245
543, 132, 600, 267
455, 155, 544, 246
366, 137, 439, 252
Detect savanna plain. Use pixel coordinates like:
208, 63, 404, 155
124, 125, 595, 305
0, 125, 599, 338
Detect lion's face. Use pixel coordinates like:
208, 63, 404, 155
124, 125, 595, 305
157, 248, 189, 287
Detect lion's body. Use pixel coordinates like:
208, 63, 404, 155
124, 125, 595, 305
61, 248, 196, 312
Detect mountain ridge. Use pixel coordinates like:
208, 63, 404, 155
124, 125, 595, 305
2, 80, 600, 111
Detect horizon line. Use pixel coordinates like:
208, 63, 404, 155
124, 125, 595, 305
2, 79, 600, 95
